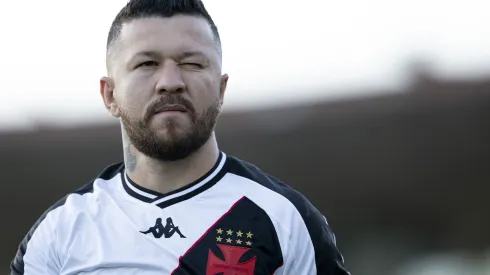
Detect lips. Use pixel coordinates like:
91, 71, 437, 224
155, 105, 188, 113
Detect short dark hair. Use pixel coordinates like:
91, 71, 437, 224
106, 0, 221, 52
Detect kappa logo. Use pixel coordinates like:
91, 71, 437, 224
206, 228, 256, 275
140, 217, 186, 239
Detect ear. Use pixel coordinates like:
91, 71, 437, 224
219, 73, 229, 106
100, 76, 120, 117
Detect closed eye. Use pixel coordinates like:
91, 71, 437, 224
181, 63, 204, 69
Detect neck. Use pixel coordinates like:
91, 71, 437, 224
122, 132, 220, 194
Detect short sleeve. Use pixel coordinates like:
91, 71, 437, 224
282, 196, 350, 275
11, 210, 61, 275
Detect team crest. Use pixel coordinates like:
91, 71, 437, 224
206, 228, 256, 275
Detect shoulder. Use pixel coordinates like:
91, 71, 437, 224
39, 162, 124, 223
10, 183, 94, 274
33, 161, 123, 229
225, 155, 350, 274
10, 162, 123, 274
226, 155, 322, 222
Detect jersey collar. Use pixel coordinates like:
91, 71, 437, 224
121, 151, 228, 208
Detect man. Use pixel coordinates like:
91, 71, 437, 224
11, 0, 350, 274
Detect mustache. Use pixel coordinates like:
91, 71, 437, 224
144, 95, 196, 122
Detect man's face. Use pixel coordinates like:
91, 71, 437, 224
101, 15, 228, 161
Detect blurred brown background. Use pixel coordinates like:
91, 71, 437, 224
1, 69, 489, 274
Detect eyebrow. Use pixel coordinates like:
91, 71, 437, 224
130, 51, 161, 61
128, 50, 208, 64
176, 51, 208, 60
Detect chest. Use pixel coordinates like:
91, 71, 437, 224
60, 197, 285, 275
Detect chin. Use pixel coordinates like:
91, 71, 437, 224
154, 125, 190, 140
151, 116, 186, 130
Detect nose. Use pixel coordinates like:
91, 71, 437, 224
155, 62, 185, 94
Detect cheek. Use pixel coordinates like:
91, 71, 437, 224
114, 92, 143, 120
184, 73, 220, 109
117, 77, 151, 113
192, 89, 220, 114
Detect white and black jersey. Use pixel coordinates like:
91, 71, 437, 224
11, 152, 350, 275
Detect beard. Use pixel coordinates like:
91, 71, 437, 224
120, 95, 220, 161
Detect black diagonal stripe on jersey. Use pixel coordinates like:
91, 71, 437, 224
171, 196, 284, 275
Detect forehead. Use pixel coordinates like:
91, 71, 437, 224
118, 15, 217, 60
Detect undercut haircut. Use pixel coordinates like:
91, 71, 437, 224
106, 0, 221, 54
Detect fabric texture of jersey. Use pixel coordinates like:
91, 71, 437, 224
11, 152, 350, 275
